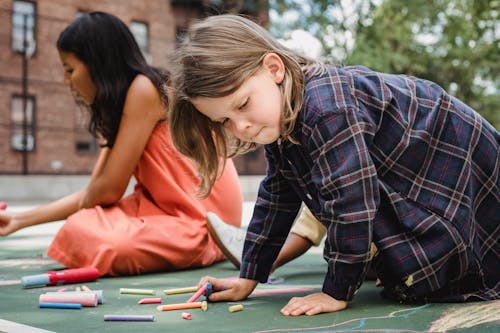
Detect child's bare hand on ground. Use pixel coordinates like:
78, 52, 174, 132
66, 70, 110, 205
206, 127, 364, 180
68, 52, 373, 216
280, 292, 347, 316
199, 276, 257, 302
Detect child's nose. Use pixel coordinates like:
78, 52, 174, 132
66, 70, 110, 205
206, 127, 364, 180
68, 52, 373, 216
232, 119, 251, 138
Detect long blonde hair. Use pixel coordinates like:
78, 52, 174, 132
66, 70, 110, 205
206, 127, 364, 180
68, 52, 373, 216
169, 14, 323, 197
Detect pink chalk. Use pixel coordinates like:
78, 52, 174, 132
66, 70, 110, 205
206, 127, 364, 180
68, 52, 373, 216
39, 292, 98, 307
181, 312, 192, 320
0, 201, 7, 210
138, 297, 162, 304
187, 283, 207, 303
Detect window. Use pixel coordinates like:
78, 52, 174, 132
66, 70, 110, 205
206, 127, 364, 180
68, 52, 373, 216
74, 108, 97, 154
130, 21, 151, 63
12, 1, 36, 55
11, 95, 36, 152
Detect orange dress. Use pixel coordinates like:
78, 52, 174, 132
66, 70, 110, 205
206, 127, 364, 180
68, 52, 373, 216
47, 121, 242, 276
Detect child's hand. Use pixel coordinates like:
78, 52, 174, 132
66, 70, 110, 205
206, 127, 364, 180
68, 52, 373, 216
198, 276, 257, 302
280, 292, 347, 316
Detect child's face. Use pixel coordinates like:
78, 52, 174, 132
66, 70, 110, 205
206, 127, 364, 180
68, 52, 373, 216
191, 54, 284, 145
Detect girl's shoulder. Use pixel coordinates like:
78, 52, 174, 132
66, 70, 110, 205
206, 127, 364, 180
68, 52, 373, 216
124, 74, 165, 120
129, 74, 156, 93
126, 74, 163, 105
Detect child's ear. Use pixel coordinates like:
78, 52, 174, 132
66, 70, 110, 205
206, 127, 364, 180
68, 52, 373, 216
262, 53, 285, 84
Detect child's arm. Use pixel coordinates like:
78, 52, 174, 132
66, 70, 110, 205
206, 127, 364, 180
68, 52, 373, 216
0, 191, 83, 236
198, 276, 258, 302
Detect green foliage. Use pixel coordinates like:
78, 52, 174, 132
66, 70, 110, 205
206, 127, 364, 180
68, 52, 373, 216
270, 0, 499, 128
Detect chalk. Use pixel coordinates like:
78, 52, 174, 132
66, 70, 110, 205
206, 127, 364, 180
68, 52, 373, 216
138, 297, 162, 304
187, 283, 209, 303
157, 301, 208, 312
80, 285, 91, 291
228, 304, 244, 313
104, 315, 154, 322
44, 290, 104, 304
119, 288, 155, 295
163, 286, 198, 295
39, 302, 82, 309
21, 267, 100, 289
205, 282, 212, 299
39, 292, 98, 307
181, 312, 192, 320
0, 201, 7, 210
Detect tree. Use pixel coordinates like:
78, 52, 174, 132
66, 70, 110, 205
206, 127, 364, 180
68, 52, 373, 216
270, 0, 499, 128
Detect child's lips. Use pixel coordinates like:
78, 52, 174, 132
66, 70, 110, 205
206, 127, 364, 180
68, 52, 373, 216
249, 127, 263, 142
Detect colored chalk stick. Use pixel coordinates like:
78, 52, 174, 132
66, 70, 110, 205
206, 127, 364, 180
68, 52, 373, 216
181, 312, 192, 320
228, 304, 244, 313
157, 301, 208, 312
187, 283, 210, 303
39, 302, 82, 309
163, 286, 197, 295
138, 297, 162, 304
119, 288, 155, 295
39, 292, 98, 307
104, 315, 154, 322
45, 290, 104, 304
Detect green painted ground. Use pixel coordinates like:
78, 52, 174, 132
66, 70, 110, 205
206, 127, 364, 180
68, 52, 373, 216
1, 230, 498, 332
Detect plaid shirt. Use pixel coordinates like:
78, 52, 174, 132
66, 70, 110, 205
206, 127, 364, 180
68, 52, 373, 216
240, 65, 500, 302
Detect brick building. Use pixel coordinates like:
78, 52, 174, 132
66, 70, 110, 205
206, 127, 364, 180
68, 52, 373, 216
0, 0, 268, 175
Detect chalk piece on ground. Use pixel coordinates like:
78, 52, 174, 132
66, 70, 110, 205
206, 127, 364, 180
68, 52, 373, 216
181, 312, 192, 320
119, 288, 155, 295
39, 302, 82, 309
138, 297, 162, 304
228, 304, 244, 313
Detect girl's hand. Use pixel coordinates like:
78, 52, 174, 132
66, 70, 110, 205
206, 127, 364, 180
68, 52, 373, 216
0, 212, 22, 236
280, 292, 347, 316
198, 276, 257, 302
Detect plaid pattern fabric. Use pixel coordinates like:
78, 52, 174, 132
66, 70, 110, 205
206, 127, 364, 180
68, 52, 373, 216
240, 65, 500, 302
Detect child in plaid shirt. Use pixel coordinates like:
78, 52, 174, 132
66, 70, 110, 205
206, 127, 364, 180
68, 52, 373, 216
168, 15, 499, 315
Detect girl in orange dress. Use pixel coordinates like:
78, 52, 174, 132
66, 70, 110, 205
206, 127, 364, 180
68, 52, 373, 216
0, 12, 242, 276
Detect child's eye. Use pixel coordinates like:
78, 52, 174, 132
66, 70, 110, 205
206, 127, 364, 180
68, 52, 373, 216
238, 98, 249, 110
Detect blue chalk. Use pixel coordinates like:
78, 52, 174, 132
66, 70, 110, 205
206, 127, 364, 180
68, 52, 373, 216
39, 302, 82, 309
21, 274, 50, 288
205, 282, 212, 300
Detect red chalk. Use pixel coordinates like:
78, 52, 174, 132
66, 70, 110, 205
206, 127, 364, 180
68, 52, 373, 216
138, 297, 162, 304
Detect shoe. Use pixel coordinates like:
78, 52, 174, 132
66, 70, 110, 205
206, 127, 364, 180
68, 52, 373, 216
206, 212, 245, 269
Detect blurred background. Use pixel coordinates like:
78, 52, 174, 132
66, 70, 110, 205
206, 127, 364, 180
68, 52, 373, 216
0, 0, 498, 201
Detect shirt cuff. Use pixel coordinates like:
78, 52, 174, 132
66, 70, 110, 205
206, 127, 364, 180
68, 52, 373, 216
240, 260, 271, 284
322, 272, 360, 301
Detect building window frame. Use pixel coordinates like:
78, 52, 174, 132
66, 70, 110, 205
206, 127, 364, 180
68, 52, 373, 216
12, 0, 36, 56
129, 20, 151, 63
74, 108, 97, 155
10, 94, 36, 152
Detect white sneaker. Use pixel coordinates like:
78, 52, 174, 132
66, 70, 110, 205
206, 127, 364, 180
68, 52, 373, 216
206, 212, 245, 269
